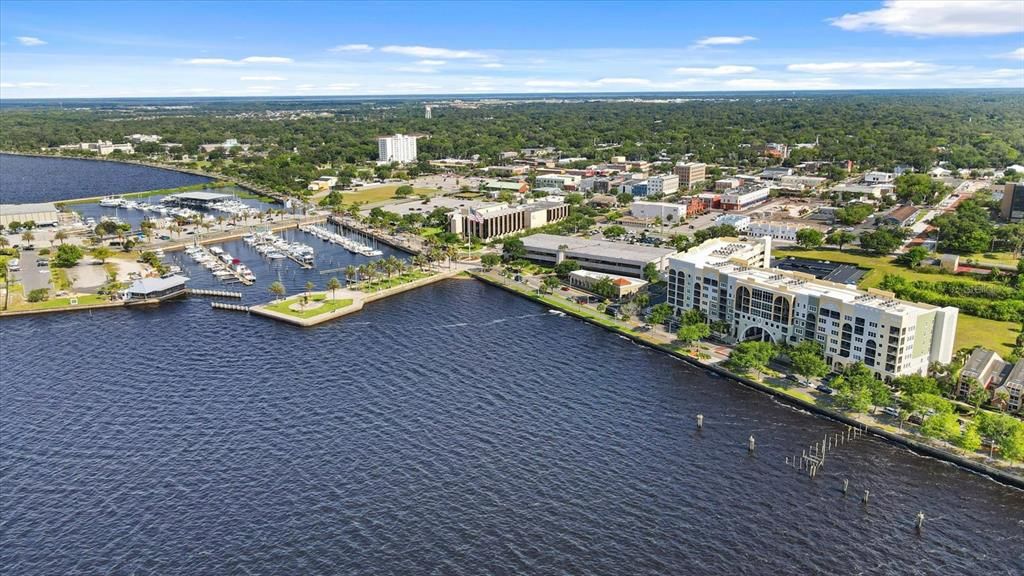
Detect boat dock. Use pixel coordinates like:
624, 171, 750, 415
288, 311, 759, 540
211, 302, 250, 312
301, 224, 383, 257
189, 288, 243, 299
244, 230, 315, 269
185, 244, 256, 286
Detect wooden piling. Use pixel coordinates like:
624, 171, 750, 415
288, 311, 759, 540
842, 479, 849, 494
915, 512, 924, 533
748, 435, 756, 453
697, 414, 703, 429
862, 490, 870, 505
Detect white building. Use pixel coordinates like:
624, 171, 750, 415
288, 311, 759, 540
747, 221, 813, 242
714, 214, 751, 232
535, 174, 580, 191
378, 134, 418, 164
720, 184, 770, 210
666, 237, 958, 380
630, 201, 687, 223
715, 178, 741, 191
648, 174, 679, 196
864, 171, 895, 184
521, 233, 677, 277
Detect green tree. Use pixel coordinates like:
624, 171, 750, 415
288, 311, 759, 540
326, 276, 342, 299
677, 322, 710, 347
480, 253, 501, 269
789, 341, 828, 384
920, 412, 961, 442
858, 226, 906, 255
53, 229, 69, 245
394, 184, 414, 197
727, 341, 778, 379
52, 244, 84, 268
592, 277, 616, 300
554, 258, 581, 278
20, 230, 34, 245
642, 262, 660, 283
834, 204, 874, 225
90, 246, 113, 264
268, 281, 286, 300
900, 245, 930, 268
541, 275, 561, 293
826, 230, 856, 251
957, 422, 983, 452
647, 303, 672, 326
26, 288, 49, 303
795, 228, 824, 249
603, 225, 627, 239
502, 237, 526, 261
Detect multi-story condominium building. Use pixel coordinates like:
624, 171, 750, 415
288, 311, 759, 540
673, 162, 706, 188
448, 200, 568, 240
666, 237, 958, 380
863, 171, 895, 184
647, 174, 679, 196
622, 180, 650, 197
377, 133, 418, 164
720, 184, 771, 211
1000, 182, 1024, 223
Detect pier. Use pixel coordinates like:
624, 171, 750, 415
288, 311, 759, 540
188, 288, 243, 299
301, 224, 383, 257
211, 302, 250, 312
190, 245, 255, 285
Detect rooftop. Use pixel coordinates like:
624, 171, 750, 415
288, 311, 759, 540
523, 233, 677, 262
128, 274, 189, 294
0, 202, 59, 216
168, 191, 234, 202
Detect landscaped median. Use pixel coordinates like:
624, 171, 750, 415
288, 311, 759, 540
263, 293, 354, 319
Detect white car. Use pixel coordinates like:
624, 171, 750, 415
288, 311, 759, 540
7, 259, 20, 271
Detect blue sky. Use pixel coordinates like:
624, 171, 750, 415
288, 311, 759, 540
1, 0, 1022, 98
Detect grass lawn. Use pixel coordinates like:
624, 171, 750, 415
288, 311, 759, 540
264, 293, 354, 319
341, 184, 442, 205
965, 252, 1020, 266
9, 293, 109, 311
955, 314, 1019, 357
776, 247, 1020, 355
420, 227, 443, 237
358, 270, 432, 292
50, 267, 69, 291
774, 246, 990, 289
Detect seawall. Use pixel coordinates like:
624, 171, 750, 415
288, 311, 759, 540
469, 271, 1024, 491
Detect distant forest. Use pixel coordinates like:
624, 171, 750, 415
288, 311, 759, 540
1, 91, 1021, 191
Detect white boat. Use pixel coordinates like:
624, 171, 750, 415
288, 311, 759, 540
154, 249, 165, 258
209, 246, 224, 256
266, 251, 285, 259
99, 196, 124, 207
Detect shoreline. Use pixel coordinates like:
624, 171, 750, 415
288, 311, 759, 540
0, 150, 290, 204
468, 271, 1024, 491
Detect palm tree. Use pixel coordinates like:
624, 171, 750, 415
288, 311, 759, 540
446, 245, 458, 269
54, 229, 69, 245
20, 230, 34, 245
303, 281, 314, 305
268, 281, 286, 301
0, 237, 9, 249
344, 265, 358, 286
326, 277, 342, 299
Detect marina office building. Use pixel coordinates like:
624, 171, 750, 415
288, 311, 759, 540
666, 237, 958, 380
521, 233, 677, 277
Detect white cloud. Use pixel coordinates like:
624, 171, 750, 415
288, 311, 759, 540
244, 85, 275, 92
724, 77, 839, 90
595, 77, 651, 85
395, 66, 440, 74
240, 75, 285, 81
16, 36, 47, 46
326, 83, 360, 90
787, 60, 937, 74
184, 56, 292, 66
830, 1, 1024, 37
694, 35, 757, 47
672, 65, 757, 76
184, 58, 240, 66
240, 56, 293, 64
0, 81, 56, 88
329, 43, 373, 52
523, 80, 581, 88
381, 45, 487, 59
1001, 47, 1024, 60
481, 62, 504, 68
295, 84, 317, 91
416, 59, 446, 66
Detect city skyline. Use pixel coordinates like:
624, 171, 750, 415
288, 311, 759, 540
1, 0, 1022, 98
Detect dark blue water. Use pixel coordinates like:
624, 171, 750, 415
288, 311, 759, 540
1, 280, 1022, 575
0, 154, 211, 203
71, 186, 276, 231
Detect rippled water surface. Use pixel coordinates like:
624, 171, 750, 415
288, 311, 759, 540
2, 280, 1022, 575
0, 154, 211, 202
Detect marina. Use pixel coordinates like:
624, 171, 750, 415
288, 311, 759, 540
243, 231, 316, 269
300, 224, 383, 257
184, 244, 256, 285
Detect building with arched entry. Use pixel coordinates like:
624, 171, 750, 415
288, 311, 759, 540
666, 237, 958, 381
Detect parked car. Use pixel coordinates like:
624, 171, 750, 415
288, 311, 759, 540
8, 258, 20, 271
36, 258, 49, 267
785, 374, 800, 382
882, 406, 901, 417
816, 384, 835, 395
